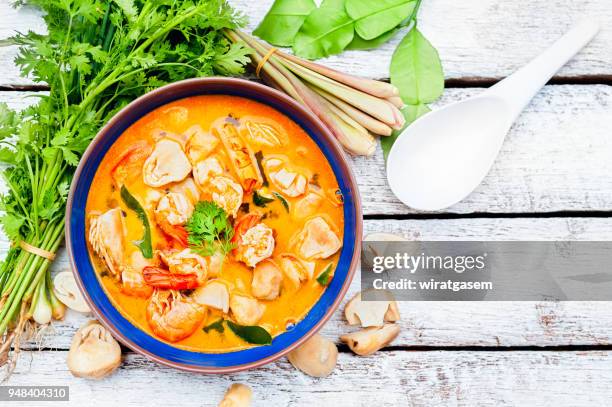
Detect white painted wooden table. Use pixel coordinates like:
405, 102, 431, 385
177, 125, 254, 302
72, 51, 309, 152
2, 1, 612, 405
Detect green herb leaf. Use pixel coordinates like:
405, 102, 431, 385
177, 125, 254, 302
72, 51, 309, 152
316, 263, 335, 286
226, 321, 272, 345
253, 0, 317, 47
381, 103, 430, 160
347, 27, 401, 50
253, 190, 275, 207
293, 0, 355, 59
203, 319, 225, 334
272, 192, 289, 212
345, 0, 416, 40
186, 201, 235, 256
390, 28, 444, 105
120, 185, 153, 258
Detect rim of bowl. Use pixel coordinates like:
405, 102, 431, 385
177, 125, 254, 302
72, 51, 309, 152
65, 77, 363, 374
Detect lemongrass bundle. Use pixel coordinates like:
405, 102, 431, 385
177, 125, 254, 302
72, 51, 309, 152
227, 31, 405, 156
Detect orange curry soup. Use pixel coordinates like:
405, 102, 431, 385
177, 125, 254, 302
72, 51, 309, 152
86, 95, 344, 352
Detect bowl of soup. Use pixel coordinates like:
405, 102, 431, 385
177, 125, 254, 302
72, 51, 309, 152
66, 77, 362, 373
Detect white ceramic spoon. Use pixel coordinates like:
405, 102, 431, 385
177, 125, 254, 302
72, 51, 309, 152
386, 21, 600, 211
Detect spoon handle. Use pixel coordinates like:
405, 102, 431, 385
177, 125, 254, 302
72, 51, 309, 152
486, 20, 599, 119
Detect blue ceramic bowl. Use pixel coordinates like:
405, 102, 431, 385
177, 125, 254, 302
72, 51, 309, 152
66, 78, 362, 373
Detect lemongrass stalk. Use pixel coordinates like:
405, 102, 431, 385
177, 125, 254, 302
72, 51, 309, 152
387, 96, 405, 109
231, 31, 305, 104
306, 89, 376, 156
314, 88, 369, 135
279, 57, 404, 128
313, 85, 393, 136
241, 31, 399, 98
231, 31, 375, 155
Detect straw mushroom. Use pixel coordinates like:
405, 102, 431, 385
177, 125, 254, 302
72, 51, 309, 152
218, 383, 252, 407
287, 334, 338, 377
67, 321, 121, 379
53, 271, 91, 313
344, 291, 399, 327
340, 324, 400, 356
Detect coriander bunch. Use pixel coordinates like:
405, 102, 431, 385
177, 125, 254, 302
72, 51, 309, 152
0, 0, 249, 351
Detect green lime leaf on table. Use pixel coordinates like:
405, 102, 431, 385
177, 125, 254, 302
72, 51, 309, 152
226, 321, 272, 345
381, 103, 430, 160
347, 27, 401, 50
345, 0, 416, 40
203, 319, 225, 334
317, 263, 335, 286
293, 0, 355, 59
390, 28, 444, 105
120, 185, 153, 259
253, 0, 317, 47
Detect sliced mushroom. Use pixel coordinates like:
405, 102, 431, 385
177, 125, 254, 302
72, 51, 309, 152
251, 260, 283, 301
340, 324, 400, 356
143, 138, 191, 187
287, 334, 338, 377
53, 271, 91, 313
229, 295, 265, 326
263, 157, 307, 197
295, 217, 342, 260
344, 291, 399, 327
243, 120, 287, 147
67, 321, 121, 379
218, 383, 252, 407
192, 281, 229, 313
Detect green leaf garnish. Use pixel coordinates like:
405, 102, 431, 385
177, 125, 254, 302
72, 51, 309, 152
345, 0, 416, 41
272, 192, 289, 212
293, 0, 355, 59
203, 319, 225, 334
253, 0, 316, 47
253, 190, 275, 207
186, 201, 234, 257
390, 28, 444, 105
316, 263, 335, 286
347, 27, 401, 50
226, 321, 272, 345
120, 185, 152, 258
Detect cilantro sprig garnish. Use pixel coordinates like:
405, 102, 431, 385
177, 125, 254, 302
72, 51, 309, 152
185, 201, 235, 257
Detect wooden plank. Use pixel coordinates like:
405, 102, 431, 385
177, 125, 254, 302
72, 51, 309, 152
15, 217, 612, 351
6, 349, 612, 406
2, 84, 612, 215
1, 1, 612, 86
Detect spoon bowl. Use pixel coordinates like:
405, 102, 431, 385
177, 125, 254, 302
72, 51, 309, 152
387, 95, 512, 211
